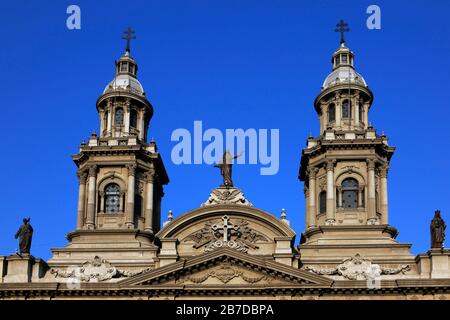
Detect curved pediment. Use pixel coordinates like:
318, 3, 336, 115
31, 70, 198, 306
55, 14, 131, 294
156, 204, 296, 257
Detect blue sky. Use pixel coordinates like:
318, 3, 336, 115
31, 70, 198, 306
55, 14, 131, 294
0, 0, 449, 259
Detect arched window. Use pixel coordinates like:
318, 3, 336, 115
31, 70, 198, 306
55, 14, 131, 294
342, 100, 351, 119
319, 191, 327, 214
342, 178, 358, 209
114, 108, 124, 126
105, 183, 121, 213
328, 104, 336, 123
120, 62, 128, 73
130, 109, 138, 128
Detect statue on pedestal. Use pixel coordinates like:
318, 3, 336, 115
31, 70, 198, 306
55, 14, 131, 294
431, 210, 446, 249
15, 218, 33, 255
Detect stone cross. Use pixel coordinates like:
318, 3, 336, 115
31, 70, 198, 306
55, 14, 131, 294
212, 215, 239, 242
335, 20, 350, 45
122, 27, 136, 53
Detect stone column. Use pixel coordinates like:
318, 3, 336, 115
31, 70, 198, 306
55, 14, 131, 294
124, 100, 131, 135
99, 191, 105, 213
106, 99, 112, 136
144, 169, 155, 233
126, 164, 136, 228
99, 110, 105, 136
85, 165, 97, 229
76, 171, 88, 229
307, 167, 318, 228
325, 160, 336, 225
320, 102, 326, 132
138, 110, 145, 140
304, 185, 310, 228
354, 99, 360, 128
367, 159, 377, 224
380, 165, 389, 224
358, 186, 364, 208
335, 101, 342, 129
119, 191, 125, 212
337, 186, 343, 208
364, 103, 369, 128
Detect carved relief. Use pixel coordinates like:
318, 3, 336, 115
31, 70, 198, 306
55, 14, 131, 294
202, 187, 252, 207
305, 254, 410, 280
341, 165, 356, 174
137, 181, 145, 195
178, 261, 273, 284
183, 215, 268, 253
51, 256, 152, 282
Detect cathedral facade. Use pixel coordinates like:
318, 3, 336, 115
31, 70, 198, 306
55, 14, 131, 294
1, 32, 450, 300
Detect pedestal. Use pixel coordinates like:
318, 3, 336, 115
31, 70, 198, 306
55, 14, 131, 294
2, 254, 47, 283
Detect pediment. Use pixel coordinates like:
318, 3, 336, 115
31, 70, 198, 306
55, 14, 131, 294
119, 248, 332, 288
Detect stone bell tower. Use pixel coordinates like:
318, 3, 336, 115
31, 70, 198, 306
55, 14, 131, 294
48, 30, 169, 270
298, 24, 415, 267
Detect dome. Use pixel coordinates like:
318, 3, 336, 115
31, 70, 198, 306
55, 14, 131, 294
103, 74, 145, 95
322, 66, 367, 90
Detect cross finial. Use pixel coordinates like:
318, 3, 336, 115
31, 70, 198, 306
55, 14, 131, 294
335, 20, 350, 45
122, 27, 136, 53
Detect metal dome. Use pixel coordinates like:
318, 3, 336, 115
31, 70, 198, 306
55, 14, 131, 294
103, 74, 145, 95
322, 66, 367, 90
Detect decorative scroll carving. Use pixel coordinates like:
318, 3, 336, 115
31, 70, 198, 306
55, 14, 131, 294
137, 181, 145, 195
318, 176, 327, 191
178, 262, 272, 284
126, 164, 137, 176
325, 159, 336, 171
366, 159, 376, 170
379, 165, 389, 178
202, 187, 252, 207
77, 171, 88, 185
380, 265, 410, 275
307, 167, 318, 179
51, 256, 152, 282
183, 215, 268, 253
143, 169, 156, 183
305, 254, 410, 280
341, 165, 356, 173
88, 165, 97, 177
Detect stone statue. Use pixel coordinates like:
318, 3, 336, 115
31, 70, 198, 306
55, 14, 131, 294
430, 210, 446, 249
15, 218, 33, 255
214, 151, 242, 187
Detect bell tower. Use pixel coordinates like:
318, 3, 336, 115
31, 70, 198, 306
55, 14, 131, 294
49, 29, 169, 270
298, 22, 414, 267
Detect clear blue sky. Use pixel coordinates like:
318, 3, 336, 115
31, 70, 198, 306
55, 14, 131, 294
0, 0, 449, 259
